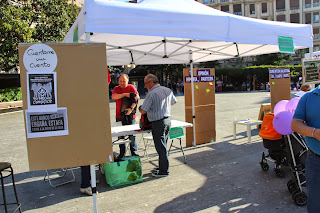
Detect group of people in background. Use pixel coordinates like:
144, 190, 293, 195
165, 81, 184, 94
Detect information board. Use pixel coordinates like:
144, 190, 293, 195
19, 43, 113, 171
302, 59, 320, 84
183, 68, 216, 147
269, 68, 291, 112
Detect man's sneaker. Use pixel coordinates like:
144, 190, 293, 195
80, 187, 93, 196
152, 167, 159, 172
152, 171, 169, 178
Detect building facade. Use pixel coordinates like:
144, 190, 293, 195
198, 0, 320, 52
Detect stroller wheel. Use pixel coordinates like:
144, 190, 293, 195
287, 180, 298, 193
292, 191, 307, 206
275, 168, 285, 178
260, 162, 269, 171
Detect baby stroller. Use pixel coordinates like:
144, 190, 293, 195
259, 113, 287, 177
283, 132, 308, 206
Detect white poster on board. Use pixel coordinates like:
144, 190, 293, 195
25, 107, 68, 138
27, 72, 57, 112
23, 43, 58, 72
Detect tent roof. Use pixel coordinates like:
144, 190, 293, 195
64, 0, 313, 66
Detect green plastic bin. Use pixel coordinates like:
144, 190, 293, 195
104, 156, 142, 187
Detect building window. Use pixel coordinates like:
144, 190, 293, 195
277, 14, 286, 22
305, 0, 311, 7
314, 12, 319, 23
314, 0, 319, 6
314, 28, 319, 39
250, 4, 255, 14
305, 13, 311, 24
220, 0, 229, 2
276, 0, 285, 11
261, 2, 267, 13
233, 4, 242, 15
203, 0, 208, 3
221, 5, 229, 12
290, 13, 300, 23
290, 0, 299, 9
210, 0, 215, 3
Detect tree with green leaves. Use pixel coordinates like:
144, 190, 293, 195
0, 0, 80, 72
0, 0, 34, 72
27, 0, 80, 42
255, 53, 293, 66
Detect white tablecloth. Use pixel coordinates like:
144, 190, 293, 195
111, 119, 193, 137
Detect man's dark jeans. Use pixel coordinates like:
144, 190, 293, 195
306, 150, 320, 212
151, 117, 171, 174
81, 166, 90, 188
116, 118, 137, 157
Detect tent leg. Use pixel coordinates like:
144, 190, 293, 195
86, 32, 98, 213
90, 165, 98, 213
189, 51, 196, 146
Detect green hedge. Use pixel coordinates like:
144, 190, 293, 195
0, 88, 22, 102
214, 65, 302, 83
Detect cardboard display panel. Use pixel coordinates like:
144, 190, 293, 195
185, 105, 216, 147
19, 43, 113, 171
184, 68, 216, 147
269, 68, 291, 112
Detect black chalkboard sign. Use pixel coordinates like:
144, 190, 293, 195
303, 59, 320, 84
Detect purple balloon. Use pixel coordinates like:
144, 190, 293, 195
273, 111, 294, 135
285, 97, 300, 114
274, 100, 289, 116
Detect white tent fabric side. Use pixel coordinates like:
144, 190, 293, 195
64, 0, 313, 66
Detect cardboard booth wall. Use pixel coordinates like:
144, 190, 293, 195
19, 43, 113, 171
184, 68, 216, 147
269, 68, 291, 112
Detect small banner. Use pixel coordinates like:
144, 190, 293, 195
169, 127, 184, 139
278, 36, 294, 54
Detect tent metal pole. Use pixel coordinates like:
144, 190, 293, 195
189, 51, 197, 146
86, 32, 98, 213
309, 47, 313, 58
90, 165, 98, 213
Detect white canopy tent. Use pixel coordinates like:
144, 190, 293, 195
64, 0, 313, 66
64, 0, 313, 141
63, 1, 313, 211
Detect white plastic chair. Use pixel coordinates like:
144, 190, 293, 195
142, 127, 186, 163
44, 168, 75, 187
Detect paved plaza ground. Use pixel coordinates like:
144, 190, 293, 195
0, 91, 307, 213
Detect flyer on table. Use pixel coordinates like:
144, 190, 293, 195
27, 72, 57, 112
25, 107, 68, 138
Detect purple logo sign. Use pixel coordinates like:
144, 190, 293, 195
185, 76, 199, 83
197, 69, 210, 76
199, 75, 214, 82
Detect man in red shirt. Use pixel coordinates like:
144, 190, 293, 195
112, 74, 140, 159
